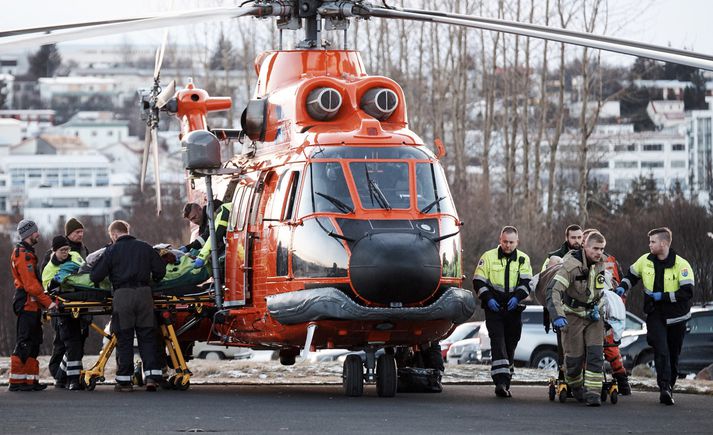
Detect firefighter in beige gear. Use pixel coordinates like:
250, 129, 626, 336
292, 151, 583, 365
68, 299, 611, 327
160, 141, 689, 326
474, 226, 533, 398
546, 231, 607, 406
9, 219, 57, 391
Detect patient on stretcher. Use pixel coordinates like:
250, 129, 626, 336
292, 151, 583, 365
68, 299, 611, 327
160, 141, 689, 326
50, 244, 212, 301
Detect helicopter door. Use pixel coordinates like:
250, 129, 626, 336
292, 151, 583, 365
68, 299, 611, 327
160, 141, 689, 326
224, 182, 253, 307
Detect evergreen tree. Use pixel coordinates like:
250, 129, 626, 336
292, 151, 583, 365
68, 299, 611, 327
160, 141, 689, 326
28, 44, 62, 79
210, 31, 237, 70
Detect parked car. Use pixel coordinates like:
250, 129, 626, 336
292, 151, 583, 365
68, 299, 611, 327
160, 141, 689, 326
620, 305, 713, 375
439, 322, 482, 361
192, 342, 253, 360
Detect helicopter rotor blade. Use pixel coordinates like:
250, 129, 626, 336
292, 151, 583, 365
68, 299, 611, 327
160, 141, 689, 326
362, 6, 713, 71
156, 80, 177, 109
0, 6, 262, 51
140, 127, 151, 192
151, 128, 162, 215
154, 31, 168, 81
0, 18, 150, 38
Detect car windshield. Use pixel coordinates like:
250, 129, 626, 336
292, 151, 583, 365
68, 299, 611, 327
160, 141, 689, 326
446, 323, 478, 342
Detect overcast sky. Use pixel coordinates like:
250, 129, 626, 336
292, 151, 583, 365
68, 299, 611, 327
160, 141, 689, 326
4, 0, 713, 61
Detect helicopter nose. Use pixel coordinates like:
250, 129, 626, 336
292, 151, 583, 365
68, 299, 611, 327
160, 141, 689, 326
349, 232, 441, 306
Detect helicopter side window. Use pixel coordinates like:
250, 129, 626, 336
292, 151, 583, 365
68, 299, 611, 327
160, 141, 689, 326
297, 162, 354, 217
348, 162, 410, 210
292, 218, 348, 278
282, 171, 300, 221
415, 163, 455, 215
228, 185, 245, 231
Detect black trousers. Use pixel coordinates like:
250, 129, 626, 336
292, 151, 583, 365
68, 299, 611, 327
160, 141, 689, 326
49, 316, 87, 382
485, 309, 523, 386
646, 310, 687, 389
112, 287, 161, 384
14, 310, 42, 362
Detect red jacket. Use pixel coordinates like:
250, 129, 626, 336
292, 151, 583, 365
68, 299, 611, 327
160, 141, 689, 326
11, 242, 52, 312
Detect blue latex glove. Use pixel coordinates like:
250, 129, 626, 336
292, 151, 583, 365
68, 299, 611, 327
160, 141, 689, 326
487, 299, 500, 312
615, 286, 626, 297
652, 292, 663, 301
193, 258, 205, 269
507, 297, 519, 311
589, 307, 600, 322
178, 246, 188, 253
552, 317, 568, 329
53, 273, 62, 283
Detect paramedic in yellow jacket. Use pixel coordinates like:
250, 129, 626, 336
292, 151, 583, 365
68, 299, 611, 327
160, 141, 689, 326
473, 226, 532, 398
615, 227, 694, 406
41, 235, 86, 390
546, 231, 607, 407
193, 202, 232, 269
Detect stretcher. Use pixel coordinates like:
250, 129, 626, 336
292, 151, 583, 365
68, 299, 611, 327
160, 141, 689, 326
50, 285, 215, 391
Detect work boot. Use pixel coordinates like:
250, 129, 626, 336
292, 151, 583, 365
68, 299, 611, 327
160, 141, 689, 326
494, 383, 510, 398
571, 386, 585, 403
54, 381, 66, 389
659, 386, 674, 405
68, 381, 82, 391
31, 382, 48, 391
114, 383, 133, 392
585, 391, 601, 407
614, 373, 631, 396
145, 379, 158, 392
8, 384, 33, 392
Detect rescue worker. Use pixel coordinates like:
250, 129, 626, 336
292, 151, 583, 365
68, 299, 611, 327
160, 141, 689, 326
9, 219, 56, 392
193, 202, 232, 269
179, 200, 222, 254
41, 235, 85, 390
547, 231, 607, 406
615, 227, 693, 405
473, 226, 532, 398
90, 220, 166, 392
40, 217, 90, 272
40, 218, 92, 389
542, 224, 583, 271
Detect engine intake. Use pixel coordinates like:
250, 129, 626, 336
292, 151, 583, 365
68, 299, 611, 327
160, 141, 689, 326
306, 87, 342, 121
360, 88, 398, 121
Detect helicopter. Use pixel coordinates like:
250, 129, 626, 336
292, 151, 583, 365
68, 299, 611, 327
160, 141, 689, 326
3, 1, 713, 398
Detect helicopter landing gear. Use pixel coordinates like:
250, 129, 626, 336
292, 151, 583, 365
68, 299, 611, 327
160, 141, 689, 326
342, 347, 398, 398
343, 354, 364, 397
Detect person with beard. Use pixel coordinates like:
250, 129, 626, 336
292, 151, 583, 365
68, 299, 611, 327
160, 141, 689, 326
542, 224, 583, 271
8, 219, 56, 391
616, 227, 693, 405
41, 236, 86, 390
39, 217, 90, 273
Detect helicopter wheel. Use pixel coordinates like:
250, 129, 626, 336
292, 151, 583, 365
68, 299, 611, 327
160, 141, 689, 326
376, 353, 397, 398
343, 354, 364, 397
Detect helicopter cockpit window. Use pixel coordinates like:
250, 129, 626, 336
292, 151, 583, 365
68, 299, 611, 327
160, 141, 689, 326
311, 146, 431, 160
292, 218, 348, 278
416, 163, 455, 215
297, 162, 354, 217
349, 161, 410, 210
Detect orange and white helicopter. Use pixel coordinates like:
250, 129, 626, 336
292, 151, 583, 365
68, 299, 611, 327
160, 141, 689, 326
3, 1, 712, 397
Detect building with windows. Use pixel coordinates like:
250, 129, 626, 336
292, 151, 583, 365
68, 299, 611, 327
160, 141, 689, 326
688, 109, 713, 203
0, 154, 122, 231
55, 111, 130, 148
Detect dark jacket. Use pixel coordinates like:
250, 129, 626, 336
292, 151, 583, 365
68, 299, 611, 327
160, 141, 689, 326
90, 235, 166, 289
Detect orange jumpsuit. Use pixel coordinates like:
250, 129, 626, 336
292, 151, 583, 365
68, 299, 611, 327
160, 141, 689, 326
10, 242, 53, 388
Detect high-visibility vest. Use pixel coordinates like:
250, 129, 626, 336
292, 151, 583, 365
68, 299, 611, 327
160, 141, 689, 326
629, 253, 694, 295
198, 202, 233, 261
474, 247, 532, 298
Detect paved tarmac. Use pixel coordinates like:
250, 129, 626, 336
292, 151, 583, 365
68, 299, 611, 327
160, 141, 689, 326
1, 384, 711, 434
